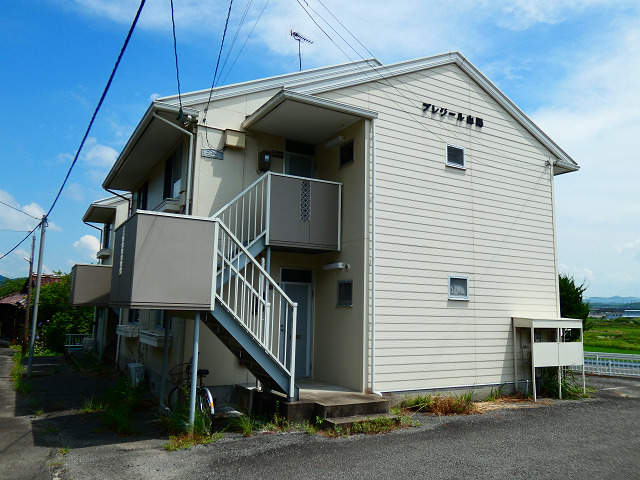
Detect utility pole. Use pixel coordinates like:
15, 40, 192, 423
21, 235, 35, 355
290, 30, 313, 71
27, 216, 47, 378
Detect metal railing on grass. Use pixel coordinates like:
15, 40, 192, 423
64, 333, 92, 350
583, 352, 640, 377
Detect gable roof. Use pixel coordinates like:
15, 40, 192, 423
152, 52, 577, 175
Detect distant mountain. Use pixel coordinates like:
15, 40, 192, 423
589, 296, 640, 305
0, 275, 7, 285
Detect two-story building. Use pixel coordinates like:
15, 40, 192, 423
71, 52, 583, 405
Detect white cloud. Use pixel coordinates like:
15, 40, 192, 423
82, 138, 118, 169
614, 238, 640, 257
559, 264, 594, 282
0, 191, 44, 232
149, 93, 160, 101
73, 234, 100, 260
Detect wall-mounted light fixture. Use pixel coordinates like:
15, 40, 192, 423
324, 135, 345, 149
323, 262, 349, 271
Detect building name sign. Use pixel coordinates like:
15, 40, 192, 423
422, 102, 484, 128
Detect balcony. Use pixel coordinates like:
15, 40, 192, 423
69, 264, 112, 307
87, 173, 341, 311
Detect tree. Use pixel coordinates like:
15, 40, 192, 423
34, 273, 94, 353
559, 274, 590, 326
0, 277, 27, 298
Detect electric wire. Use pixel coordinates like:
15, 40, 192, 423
0, 201, 40, 221
219, 0, 270, 92
0, 0, 146, 262
300, 0, 529, 172
217, 0, 252, 82
170, 0, 185, 118
202, 0, 234, 126
295, 0, 552, 258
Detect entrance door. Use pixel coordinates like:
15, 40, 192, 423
285, 153, 315, 178
280, 269, 313, 378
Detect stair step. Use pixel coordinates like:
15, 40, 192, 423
319, 399, 389, 418
323, 413, 401, 430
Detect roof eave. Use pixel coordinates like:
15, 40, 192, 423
102, 103, 199, 191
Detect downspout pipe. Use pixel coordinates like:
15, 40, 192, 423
152, 113, 195, 215
105, 189, 133, 216
370, 118, 378, 394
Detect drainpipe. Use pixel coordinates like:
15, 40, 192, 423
105, 189, 133, 216
159, 310, 170, 413
152, 113, 195, 215
370, 118, 377, 394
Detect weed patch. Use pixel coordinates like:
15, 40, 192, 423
399, 392, 476, 415
80, 395, 104, 414
99, 377, 146, 435
163, 431, 224, 451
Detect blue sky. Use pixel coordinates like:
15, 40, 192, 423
1, 0, 639, 298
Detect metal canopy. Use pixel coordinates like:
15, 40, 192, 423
103, 103, 199, 192
83, 204, 117, 224
242, 90, 378, 144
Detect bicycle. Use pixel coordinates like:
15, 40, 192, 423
167, 359, 215, 433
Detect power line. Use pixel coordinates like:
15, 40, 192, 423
45, 0, 146, 220
0, 201, 40, 221
170, 0, 185, 120
219, 0, 270, 88
203, 0, 235, 128
217, 0, 253, 81
0, 0, 146, 263
0, 222, 41, 261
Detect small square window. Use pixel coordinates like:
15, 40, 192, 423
337, 280, 353, 306
339, 140, 354, 167
448, 276, 469, 301
446, 144, 465, 169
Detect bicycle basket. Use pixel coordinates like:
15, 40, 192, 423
168, 363, 189, 386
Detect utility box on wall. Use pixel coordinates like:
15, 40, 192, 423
110, 211, 217, 310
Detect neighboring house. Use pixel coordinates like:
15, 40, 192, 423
71, 52, 583, 404
0, 274, 62, 341
623, 310, 640, 318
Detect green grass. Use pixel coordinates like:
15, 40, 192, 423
583, 346, 640, 355
584, 320, 640, 354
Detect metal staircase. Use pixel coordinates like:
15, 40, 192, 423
206, 174, 299, 400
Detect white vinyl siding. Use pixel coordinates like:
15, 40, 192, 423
322, 63, 559, 392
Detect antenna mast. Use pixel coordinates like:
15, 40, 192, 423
290, 30, 313, 71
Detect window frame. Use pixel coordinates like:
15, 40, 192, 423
446, 144, 466, 170
339, 140, 354, 167
448, 275, 469, 301
337, 280, 353, 307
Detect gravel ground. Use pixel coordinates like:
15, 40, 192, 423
1, 348, 639, 480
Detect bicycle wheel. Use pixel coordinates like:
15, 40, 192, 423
167, 385, 188, 412
196, 388, 214, 433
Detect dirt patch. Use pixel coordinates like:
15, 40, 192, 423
474, 397, 551, 413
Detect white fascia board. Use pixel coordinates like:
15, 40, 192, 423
293, 51, 579, 174
453, 54, 579, 174
291, 52, 457, 96
242, 90, 378, 131
158, 58, 382, 108
102, 103, 199, 190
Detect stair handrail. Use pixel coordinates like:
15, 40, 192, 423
212, 219, 297, 399
212, 172, 271, 248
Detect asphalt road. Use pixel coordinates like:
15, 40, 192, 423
1, 348, 639, 479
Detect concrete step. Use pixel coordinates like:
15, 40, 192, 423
318, 399, 389, 419
323, 412, 401, 431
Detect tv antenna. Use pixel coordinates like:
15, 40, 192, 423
290, 30, 313, 71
